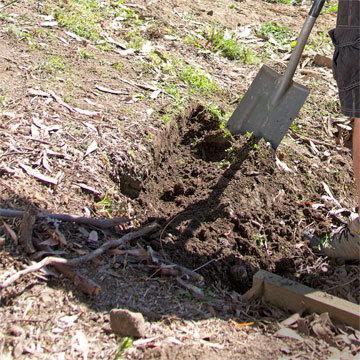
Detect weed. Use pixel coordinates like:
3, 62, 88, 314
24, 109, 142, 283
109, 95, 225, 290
41, 55, 67, 73
179, 65, 219, 94
4, 24, 32, 42
164, 84, 181, 102
290, 120, 301, 134
145, 132, 154, 142
206, 104, 231, 136
96, 41, 116, 52
205, 26, 259, 64
323, 2, 338, 14
126, 31, 145, 50
54, 0, 102, 41
258, 21, 293, 45
111, 62, 124, 71
161, 114, 172, 124
253, 233, 267, 247
244, 131, 254, 140
0, 96, 6, 108
78, 48, 95, 59
113, 337, 133, 360
95, 195, 114, 217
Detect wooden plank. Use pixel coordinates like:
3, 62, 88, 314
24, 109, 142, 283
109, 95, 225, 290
244, 270, 360, 329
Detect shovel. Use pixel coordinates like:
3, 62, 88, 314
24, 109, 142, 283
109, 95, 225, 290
226, 0, 325, 149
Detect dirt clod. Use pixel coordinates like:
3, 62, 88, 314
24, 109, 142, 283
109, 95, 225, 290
110, 309, 147, 338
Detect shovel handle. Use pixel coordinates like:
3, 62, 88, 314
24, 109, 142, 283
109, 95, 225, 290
309, 0, 326, 18
272, 0, 325, 104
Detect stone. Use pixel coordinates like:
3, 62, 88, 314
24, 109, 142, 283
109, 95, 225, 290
110, 309, 146, 338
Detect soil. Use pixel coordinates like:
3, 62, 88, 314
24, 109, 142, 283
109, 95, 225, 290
132, 105, 359, 300
0, 0, 359, 359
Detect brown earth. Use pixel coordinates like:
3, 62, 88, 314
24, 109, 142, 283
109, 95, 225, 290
0, 0, 359, 359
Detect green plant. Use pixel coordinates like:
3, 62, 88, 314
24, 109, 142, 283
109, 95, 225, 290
323, 2, 338, 14
96, 41, 116, 52
4, 24, 33, 42
111, 62, 124, 71
179, 65, 219, 94
290, 120, 301, 134
161, 114, 172, 124
0, 96, 6, 108
253, 234, 267, 247
126, 30, 145, 50
54, 0, 103, 41
113, 337, 133, 360
258, 21, 293, 45
206, 104, 231, 136
204, 26, 259, 64
78, 48, 95, 59
95, 195, 114, 217
41, 55, 67, 73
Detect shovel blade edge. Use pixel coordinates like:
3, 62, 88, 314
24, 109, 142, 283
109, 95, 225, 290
227, 65, 310, 149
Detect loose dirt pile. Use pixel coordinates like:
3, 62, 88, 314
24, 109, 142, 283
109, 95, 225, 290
131, 105, 359, 300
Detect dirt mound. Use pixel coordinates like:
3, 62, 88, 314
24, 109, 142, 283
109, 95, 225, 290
128, 106, 359, 298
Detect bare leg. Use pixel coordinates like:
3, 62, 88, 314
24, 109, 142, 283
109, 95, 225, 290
354, 119, 360, 215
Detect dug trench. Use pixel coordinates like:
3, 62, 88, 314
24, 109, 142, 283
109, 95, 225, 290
117, 105, 359, 300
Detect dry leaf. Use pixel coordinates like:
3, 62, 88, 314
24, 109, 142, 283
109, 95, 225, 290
2, 222, 18, 243
275, 327, 303, 341
73, 108, 99, 116
281, 313, 301, 327
235, 322, 255, 328
95, 85, 129, 95
28, 88, 51, 97
84, 140, 98, 157
72, 330, 89, 360
88, 230, 98, 243
42, 151, 52, 173
20, 164, 58, 185
59, 314, 79, 327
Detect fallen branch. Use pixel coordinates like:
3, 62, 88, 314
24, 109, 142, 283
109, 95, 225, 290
0, 208, 129, 229
0, 222, 158, 290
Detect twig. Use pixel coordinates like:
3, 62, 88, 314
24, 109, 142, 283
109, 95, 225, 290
0, 208, 129, 229
0, 0, 20, 10
34, 238, 101, 295
176, 277, 205, 299
0, 222, 158, 290
19, 207, 37, 254
290, 131, 338, 149
53, 263, 101, 295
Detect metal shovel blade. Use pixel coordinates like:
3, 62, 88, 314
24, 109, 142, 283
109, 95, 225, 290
226, 65, 309, 149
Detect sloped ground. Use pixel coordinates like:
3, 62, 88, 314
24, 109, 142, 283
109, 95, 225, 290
0, 0, 359, 359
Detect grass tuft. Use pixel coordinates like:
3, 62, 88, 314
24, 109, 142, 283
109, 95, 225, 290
179, 65, 219, 94
204, 26, 259, 64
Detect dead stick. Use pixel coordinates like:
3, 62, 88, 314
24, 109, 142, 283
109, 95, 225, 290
176, 277, 205, 299
0, 208, 129, 229
19, 207, 37, 254
33, 239, 101, 296
53, 263, 101, 296
0, 222, 158, 290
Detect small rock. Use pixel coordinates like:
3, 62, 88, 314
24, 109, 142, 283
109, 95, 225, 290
110, 309, 146, 338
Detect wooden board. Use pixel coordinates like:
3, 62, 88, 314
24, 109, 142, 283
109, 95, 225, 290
244, 270, 360, 330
